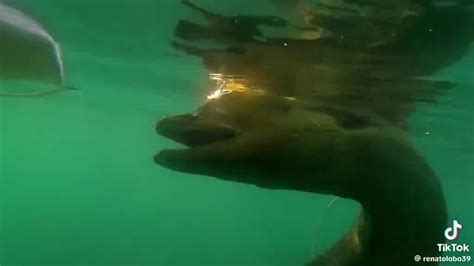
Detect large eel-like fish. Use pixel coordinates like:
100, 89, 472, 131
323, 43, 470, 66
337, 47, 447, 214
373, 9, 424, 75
155, 1, 473, 265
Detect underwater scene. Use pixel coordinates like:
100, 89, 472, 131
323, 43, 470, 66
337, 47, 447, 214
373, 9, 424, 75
1, 0, 473, 265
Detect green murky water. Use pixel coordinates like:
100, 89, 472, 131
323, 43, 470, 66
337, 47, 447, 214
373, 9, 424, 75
1, 1, 473, 265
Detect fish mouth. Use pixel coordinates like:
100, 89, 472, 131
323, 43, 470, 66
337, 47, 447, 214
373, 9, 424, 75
155, 114, 237, 148
154, 114, 239, 170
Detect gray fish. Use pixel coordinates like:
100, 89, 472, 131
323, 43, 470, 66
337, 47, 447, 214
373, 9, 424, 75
0, 2, 64, 85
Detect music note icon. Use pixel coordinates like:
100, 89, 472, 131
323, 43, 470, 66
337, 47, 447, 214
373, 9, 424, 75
444, 220, 463, 241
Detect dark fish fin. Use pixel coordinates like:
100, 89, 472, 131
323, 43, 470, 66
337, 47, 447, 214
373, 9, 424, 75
171, 41, 206, 57
181, 0, 224, 25
175, 20, 214, 41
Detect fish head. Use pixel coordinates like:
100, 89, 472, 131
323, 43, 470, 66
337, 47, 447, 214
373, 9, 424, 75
155, 91, 352, 192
